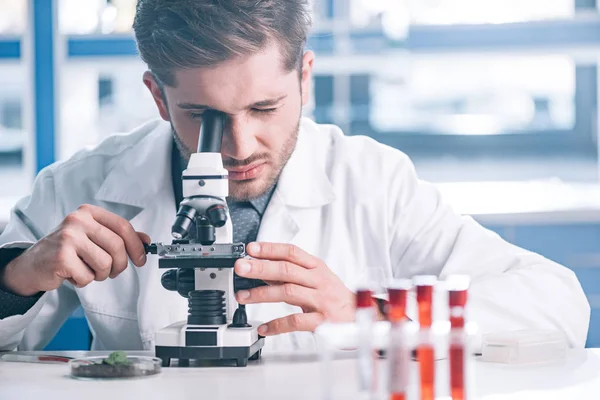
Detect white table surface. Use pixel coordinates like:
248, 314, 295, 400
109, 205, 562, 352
436, 181, 600, 225
1, 349, 600, 400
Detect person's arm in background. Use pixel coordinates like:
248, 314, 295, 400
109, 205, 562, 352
0, 162, 151, 351
0, 247, 40, 319
0, 167, 81, 350
387, 150, 590, 350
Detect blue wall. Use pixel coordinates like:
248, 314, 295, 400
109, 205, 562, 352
486, 222, 600, 347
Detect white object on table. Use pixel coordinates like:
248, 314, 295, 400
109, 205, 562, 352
0, 353, 72, 364
1, 349, 599, 400
481, 330, 568, 364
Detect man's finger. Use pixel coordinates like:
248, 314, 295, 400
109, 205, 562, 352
246, 242, 321, 269
137, 231, 151, 245
83, 222, 129, 275
236, 283, 317, 308
234, 259, 316, 288
80, 205, 147, 266
258, 313, 325, 336
75, 237, 113, 281
66, 257, 96, 288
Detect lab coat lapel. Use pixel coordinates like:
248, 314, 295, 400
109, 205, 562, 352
94, 119, 173, 210
257, 117, 336, 245
255, 190, 299, 244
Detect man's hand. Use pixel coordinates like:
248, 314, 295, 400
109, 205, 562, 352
234, 242, 356, 336
0, 204, 150, 297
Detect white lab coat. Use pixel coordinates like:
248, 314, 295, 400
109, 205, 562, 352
0, 118, 590, 353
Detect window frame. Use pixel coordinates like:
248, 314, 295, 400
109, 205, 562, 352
309, 0, 599, 158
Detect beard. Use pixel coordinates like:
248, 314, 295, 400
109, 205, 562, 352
172, 117, 300, 201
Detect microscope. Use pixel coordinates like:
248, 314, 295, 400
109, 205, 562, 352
145, 110, 265, 367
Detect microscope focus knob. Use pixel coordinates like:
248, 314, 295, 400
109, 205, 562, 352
161, 270, 178, 292
177, 269, 196, 298
229, 304, 251, 328
206, 204, 227, 228
161, 269, 196, 298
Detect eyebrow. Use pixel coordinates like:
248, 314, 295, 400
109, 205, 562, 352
178, 95, 288, 111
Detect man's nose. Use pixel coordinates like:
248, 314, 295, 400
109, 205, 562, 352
221, 115, 258, 161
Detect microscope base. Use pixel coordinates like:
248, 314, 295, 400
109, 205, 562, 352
154, 320, 265, 367
155, 338, 264, 367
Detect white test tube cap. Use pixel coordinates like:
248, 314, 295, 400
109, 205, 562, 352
387, 278, 413, 291
445, 274, 471, 292
412, 275, 437, 287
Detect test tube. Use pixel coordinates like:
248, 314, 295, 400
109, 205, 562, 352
387, 279, 412, 400
413, 275, 437, 400
316, 321, 364, 400
356, 288, 377, 396
317, 324, 334, 400
446, 275, 470, 400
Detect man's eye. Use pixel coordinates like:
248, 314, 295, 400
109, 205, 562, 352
253, 108, 277, 114
189, 113, 204, 120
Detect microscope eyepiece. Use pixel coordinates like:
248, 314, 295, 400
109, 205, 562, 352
172, 204, 197, 239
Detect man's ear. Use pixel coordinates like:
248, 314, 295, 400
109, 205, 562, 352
300, 50, 315, 107
143, 71, 170, 121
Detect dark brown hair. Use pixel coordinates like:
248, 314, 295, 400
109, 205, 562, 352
133, 0, 312, 87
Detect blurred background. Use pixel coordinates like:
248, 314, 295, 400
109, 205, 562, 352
2, 0, 600, 348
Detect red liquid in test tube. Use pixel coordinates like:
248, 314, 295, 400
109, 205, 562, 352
414, 276, 436, 400
447, 275, 470, 400
387, 279, 412, 400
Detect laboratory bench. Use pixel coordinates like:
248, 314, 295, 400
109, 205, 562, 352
1, 349, 600, 399
3, 180, 600, 349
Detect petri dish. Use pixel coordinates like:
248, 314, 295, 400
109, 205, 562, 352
70, 356, 162, 380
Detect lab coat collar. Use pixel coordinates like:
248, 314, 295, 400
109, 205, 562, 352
274, 117, 336, 208
94, 117, 336, 210
95, 119, 174, 209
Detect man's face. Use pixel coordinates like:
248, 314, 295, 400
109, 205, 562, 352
144, 43, 314, 201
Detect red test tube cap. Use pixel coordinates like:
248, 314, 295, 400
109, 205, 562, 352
387, 279, 412, 307
356, 288, 373, 309
413, 275, 436, 301
446, 275, 470, 307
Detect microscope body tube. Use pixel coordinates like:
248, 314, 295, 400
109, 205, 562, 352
414, 276, 437, 400
197, 110, 225, 153
387, 280, 412, 400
